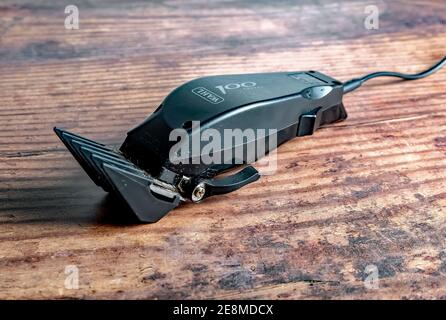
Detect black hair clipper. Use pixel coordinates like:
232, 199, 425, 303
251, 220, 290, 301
54, 56, 446, 222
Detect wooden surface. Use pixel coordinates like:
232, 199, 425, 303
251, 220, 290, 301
1, 0, 446, 299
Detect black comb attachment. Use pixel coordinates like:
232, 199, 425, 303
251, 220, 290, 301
54, 127, 181, 222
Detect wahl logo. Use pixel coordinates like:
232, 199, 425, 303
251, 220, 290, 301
191, 87, 224, 104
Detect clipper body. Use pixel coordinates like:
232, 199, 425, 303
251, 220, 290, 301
55, 71, 347, 222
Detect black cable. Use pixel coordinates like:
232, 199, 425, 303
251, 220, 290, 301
343, 55, 446, 93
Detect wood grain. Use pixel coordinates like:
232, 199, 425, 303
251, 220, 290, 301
1, 0, 446, 299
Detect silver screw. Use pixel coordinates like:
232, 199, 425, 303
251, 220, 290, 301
191, 183, 206, 202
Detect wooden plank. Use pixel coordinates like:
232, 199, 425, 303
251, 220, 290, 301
1, 0, 446, 299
